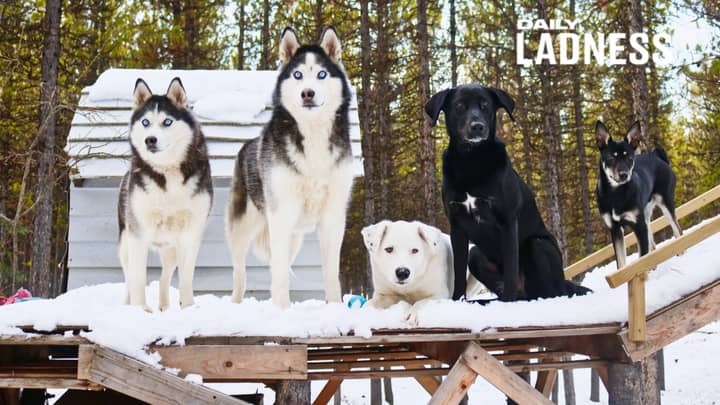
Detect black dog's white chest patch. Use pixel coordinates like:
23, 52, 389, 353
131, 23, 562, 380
455, 193, 494, 223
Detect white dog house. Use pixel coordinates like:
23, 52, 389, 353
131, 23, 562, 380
66, 68, 362, 300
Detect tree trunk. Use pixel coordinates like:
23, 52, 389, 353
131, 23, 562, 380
536, 0, 567, 262
449, 0, 458, 87
511, 0, 532, 191
571, 0, 593, 263
237, 0, 246, 70
183, 0, 197, 68
30, 0, 61, 298
417, 0, 436, 225
608, 355, 660, 405
260, 0, 271, 69
377, 0, 390, 219
627, 0, 650, 147
275, 380, 310, 405
359, 0, 375, 296
314, 0, 323, 39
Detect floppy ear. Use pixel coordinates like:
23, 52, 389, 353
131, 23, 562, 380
595, 120, 611, 149
133, 78, 152, 109
279, 27, 301, 65
165, 77, 188, 108
425, 88, 453, 126
625, 121, 642, 150
319, 26, 342, 63
416, 223, 443, 255
488, 87, 515, 122
361, 221, 390, 252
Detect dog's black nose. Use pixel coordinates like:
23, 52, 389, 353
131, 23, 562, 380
301, 89, 315, 102
469, 121, 486, 134
145, 136, 157, 147
395, 267, 411, 281
618, 172, 629, 181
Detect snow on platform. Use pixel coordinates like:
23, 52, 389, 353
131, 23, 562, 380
2, 218, 720, 365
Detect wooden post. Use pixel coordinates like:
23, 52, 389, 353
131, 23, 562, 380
275, 381, 310, 405
608, 358, 659, 405
628, 274, 647, 341
430, 342, 553, 405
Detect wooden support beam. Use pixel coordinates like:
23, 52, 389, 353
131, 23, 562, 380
77, 345, 247, 405
506, 359, 607, 372
431, 342, 553, 405
606, 214, 720, 288
608, 358, 660, 405
415, 375, 441, 396
534, 370, 557, 397
308, 367, 448, 380
0, 378, 102, 390
153, 345, 307, 381
628, 275, 647, 342
620, 279, 720, 362
312, 378, 342, 405
564, 183, 720, 279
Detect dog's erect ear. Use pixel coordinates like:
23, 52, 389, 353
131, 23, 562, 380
416, 223, 443, 255
166, 77, 188, 108
361, 221, 390, 252
488, 87, 515, 122
595, 120, 611, 149
133, 78, 152, 109
319, 26, 342, 64
425, 88, 453, 126
625, 121, 642, 150
279, 27, 301, 65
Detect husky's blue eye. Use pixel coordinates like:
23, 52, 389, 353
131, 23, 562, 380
163, 118, 173, 126
293, 71, 303, 80
141, 118, 150, 127
317, 70, 327, 79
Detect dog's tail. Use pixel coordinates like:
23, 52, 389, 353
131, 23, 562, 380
653, 146, 670, 165
564, 280, 592, 297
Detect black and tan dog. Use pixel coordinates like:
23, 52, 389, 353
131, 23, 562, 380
426, 84, 590, 302
595, 120, 682, 268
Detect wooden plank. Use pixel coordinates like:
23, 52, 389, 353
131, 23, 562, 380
0, 335, 88, 345
428, 356, 478, 405
308, 357, 440, 370
495, 351, 570, 362
77, 345, 247, 405
308, 350, 418, 362
628, 276, 647, 342
152, 345, 307, 381
534, 370, 557, 397
564, 184, 720, 279
606, 215, 720, 288
0, 378, 102, 390
312, 378, 343, 405
620, 279, 720, 362
436, 341, 553, 405
308, 368, 448, 380
506, 360, 607, 372
415, 375, 442, 396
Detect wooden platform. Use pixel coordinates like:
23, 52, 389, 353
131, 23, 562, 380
2, 279, 718, 405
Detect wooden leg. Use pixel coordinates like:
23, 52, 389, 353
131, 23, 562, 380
431, 342, 553, 405
534, 370, 557, 397
590, 369, 600, 402
608, 358, 659, 405
276, 380, 310, 405
0, 388, 20, 405
313, 378, 343, 405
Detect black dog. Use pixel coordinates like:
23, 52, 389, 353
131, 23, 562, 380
425, 84, 590, 302
595, 120, 682, 269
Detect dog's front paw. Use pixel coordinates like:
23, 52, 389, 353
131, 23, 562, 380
180, 297, 194, 309
272, 294, 291, 309
142, 304, 153, 313
159, 302, 170, 312
231, 292, 243, 304
405, 306, 421, 327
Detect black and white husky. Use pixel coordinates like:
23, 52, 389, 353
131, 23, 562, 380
118, 78, 213, 311
226, 27, 353, 308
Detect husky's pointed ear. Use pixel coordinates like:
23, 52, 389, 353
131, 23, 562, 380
279, 27, 301, 65
625, 121, 642, 150
166, 77, 188, 108
425, 88, 453, 126
133, 78, 152, 109
489, 87, 515, 122
319, 26, 342, 63
416, 223, 444, 255
596, 120, 611, 149
361, 221, 390, 252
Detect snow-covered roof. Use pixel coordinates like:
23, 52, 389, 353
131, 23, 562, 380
66, 68, 362, 182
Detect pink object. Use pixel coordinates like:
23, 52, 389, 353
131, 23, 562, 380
2, 288, 32, 305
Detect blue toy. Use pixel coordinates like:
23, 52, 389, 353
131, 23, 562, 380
346, 295, 367, 308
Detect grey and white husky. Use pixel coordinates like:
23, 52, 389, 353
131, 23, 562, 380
226, 27, 353, 308
118, 77, 213, 311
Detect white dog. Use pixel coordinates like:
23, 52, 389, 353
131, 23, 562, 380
362, 220, 481, 316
